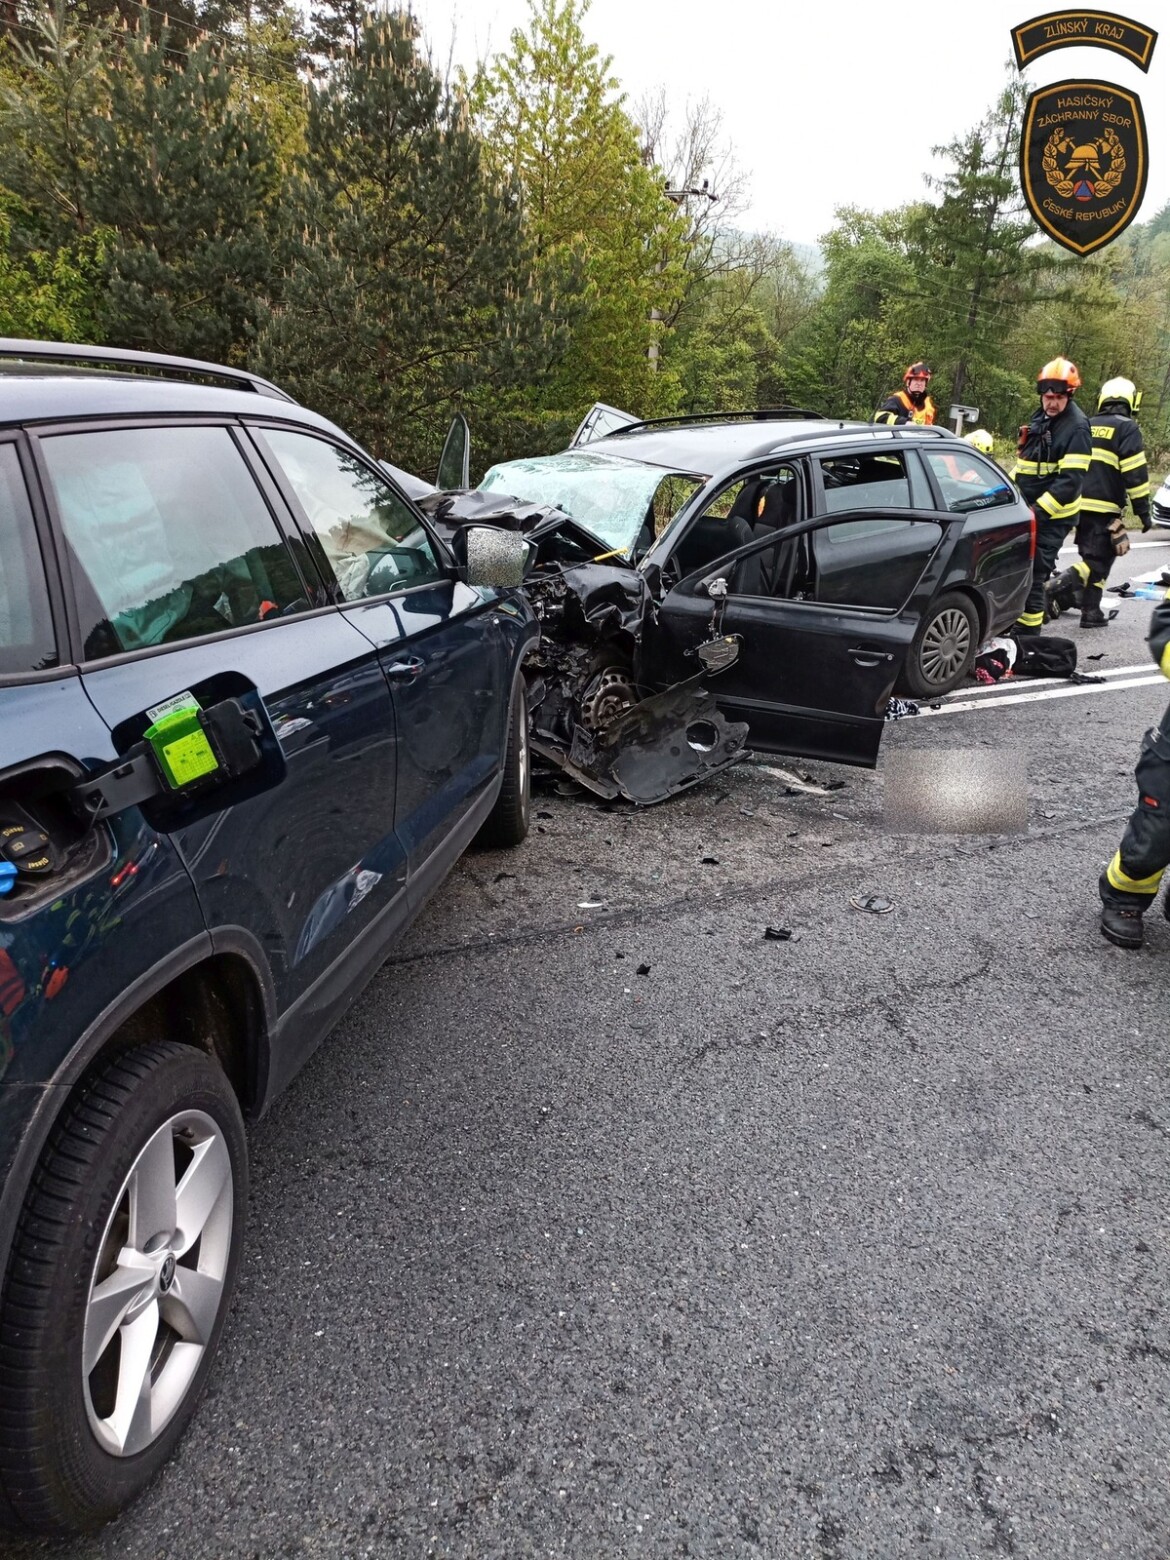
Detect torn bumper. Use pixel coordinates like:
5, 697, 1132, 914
533, 677, 749, 806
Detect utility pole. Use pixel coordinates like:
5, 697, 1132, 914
648, 180, 718, 371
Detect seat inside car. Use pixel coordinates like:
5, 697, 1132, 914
675, 513, 755, 578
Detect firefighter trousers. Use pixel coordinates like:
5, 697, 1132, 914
1101, 709, 1170, 909
1074, 513, 1118, 590
1019, 518, 1069, 629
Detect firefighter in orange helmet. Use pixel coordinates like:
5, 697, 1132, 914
874, 363, 935, 426
1011, 357, 1091, 635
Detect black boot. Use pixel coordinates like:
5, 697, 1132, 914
1080, 584, 1108, 628
1101, 901, 1144, 948
1045, 567, 1083, 620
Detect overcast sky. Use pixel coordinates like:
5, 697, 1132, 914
409, 0, 1167, 247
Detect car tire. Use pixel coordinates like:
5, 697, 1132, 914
476, 679, 530, 849
898, 591, 979, 698
0, 1041, 247, 1535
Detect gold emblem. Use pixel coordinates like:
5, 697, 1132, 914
1019, 79, 1148, 255
1041, 124, 1125, 201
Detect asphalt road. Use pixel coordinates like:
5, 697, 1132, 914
12, 541, 1170, 1560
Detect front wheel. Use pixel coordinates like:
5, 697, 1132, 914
898, 591, 979, 698
0, 1041, 247, 1535
476, 679, 530, 848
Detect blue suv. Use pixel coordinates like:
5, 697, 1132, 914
0, 340, 535, 1534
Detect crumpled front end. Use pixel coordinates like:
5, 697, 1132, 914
420, 489, 748, 804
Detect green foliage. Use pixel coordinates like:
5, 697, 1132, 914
468, 0, 688, 424
1, 2, 280, 360
0, 198, 104, 336
257, 8, 573, 475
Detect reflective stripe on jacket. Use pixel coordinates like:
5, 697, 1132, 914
873, 390, 935, 426
1012, 399, 1091, 523
1081, 411, 1151, 523
1150, 593, 1170, 680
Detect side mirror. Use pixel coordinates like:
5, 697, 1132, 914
464, 526, 531, 588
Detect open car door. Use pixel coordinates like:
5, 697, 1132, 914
435, 412, 471, 490
569, 403, 639, 448
648, 506, 949, 767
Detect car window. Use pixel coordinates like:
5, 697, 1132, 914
261, 428, 444, 602
41, 426, 310, 661
807, 515, 944, 610
923, 449, 1016, 514
0, 443, 58, 675
818, 451, 933, 519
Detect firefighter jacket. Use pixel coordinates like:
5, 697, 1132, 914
1012, 399, 1091, 524
1082, 411, 1151, 525
873, 390, 935, 426
1149, 592, 1170, 681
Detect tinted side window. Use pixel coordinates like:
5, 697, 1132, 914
819, 451, 932, 519
0, 443, 58, 674
923, 449, 1016, 514
260, 428, 443, 602
42, 426, 309, 661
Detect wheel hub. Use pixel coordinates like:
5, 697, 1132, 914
580, 667, 637, 731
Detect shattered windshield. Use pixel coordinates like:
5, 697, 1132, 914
479, 451, 705, 557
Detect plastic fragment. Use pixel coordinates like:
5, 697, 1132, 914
763, 926, 793, 941
701, 855, 719, 865
636, 963, 651, 976
849, 893, 895, 914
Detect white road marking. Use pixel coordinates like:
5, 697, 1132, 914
953, 662, 1153, 695
924, 674, 1166, 717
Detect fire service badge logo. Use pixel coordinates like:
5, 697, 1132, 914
1020, 79, 1148, 254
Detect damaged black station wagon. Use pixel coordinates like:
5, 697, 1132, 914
424, 408, 1035, 803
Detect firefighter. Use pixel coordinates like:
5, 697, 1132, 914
874, 363, 935, 426
1099, 588, 1170, 947
1046, 377, 1151, 628
1011, 357, 1092, 635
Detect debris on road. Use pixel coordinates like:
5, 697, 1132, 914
884, 697, 920, 721
763, 926, 794, 941
849, 894, 895, 914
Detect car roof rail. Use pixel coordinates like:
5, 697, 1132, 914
604, 406, 830, 436
0, 338, 296, 402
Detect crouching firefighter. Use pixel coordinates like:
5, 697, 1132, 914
1100, 591, 1170, 948
1047, 376, 1151, 628
1012, 358, 1091, 635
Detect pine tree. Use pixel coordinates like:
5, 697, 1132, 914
2, 7, 279, 359
257, 8, 571, 475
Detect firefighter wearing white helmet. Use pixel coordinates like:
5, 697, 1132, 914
1046, 376, 1150, 628
964, 428, 994, 455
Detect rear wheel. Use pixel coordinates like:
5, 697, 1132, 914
898, 591, 978, 698
477, 679, 530, 848
0, 1042, 247, 1535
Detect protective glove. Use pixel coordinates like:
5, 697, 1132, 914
1108, 515, 1131, 557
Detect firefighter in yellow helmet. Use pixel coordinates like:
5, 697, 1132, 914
964, 429, 994, 455
1011, 357, 1091, 635
1100, 588, 1170, 947
1046, 376, 1151, 628
874, 363, 935, 426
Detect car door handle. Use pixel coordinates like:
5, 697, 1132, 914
384, 657, 425, 680
848, 647, 895, 667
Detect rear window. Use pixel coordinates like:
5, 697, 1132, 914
0, 443, 58, 675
